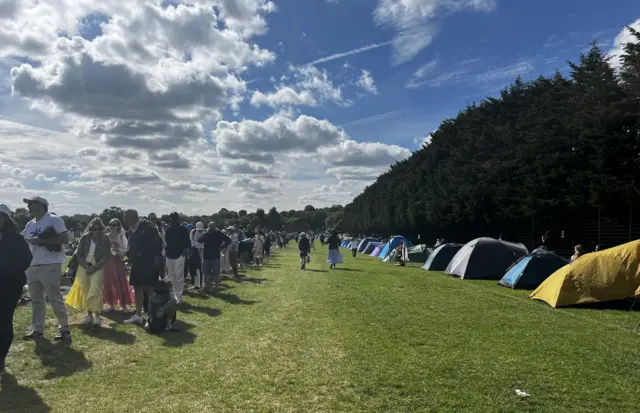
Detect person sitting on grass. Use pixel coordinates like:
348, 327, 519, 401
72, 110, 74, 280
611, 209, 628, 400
145, 280, 177, 334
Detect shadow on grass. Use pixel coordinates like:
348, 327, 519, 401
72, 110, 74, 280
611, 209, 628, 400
566, 299, 640, 312
179, 302, 222, 318
78, 325, 136, 345
305, 269, 328, 273
229, 275, 267, 284
0, 374, 51, 412
333, 268, 360, 272
34, 339, 91, 379
210, 292, 259, 305
161, 320, 197, 348
101, 311, 137, 326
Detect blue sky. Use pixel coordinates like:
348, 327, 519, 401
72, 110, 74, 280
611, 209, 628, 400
0, 0, 638, 215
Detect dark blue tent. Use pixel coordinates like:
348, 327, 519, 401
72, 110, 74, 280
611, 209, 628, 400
498, 248, 569, 289
422, 243, 462, 271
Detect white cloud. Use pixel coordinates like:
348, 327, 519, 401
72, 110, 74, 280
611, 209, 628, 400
214, 114, 348, 161
357, 70, 378, 94
374, 0, 496, 64
250, 87, 318, 108
320, 140, 410, 167
609, 19, 640, 69
406, 60, 438, 88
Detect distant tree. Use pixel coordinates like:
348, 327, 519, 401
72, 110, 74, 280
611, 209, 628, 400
255, 208, 267, 227
304, 205, 316, 212
238, 210, 247, 217
266, 207, 282, 230
100, 207, 123, 226
12, 207, 31, 229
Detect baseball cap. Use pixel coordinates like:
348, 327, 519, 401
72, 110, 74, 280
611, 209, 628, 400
23, 196, 49, 207
0, 204, 11, 217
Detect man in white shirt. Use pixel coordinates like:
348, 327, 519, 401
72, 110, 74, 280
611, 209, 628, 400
21, 196, 71, 343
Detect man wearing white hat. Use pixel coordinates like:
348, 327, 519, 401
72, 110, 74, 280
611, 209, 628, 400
21, 196, 71, 343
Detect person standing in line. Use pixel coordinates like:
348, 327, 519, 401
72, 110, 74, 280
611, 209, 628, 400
0, 204, 32, 378
148, 213, 166, 277
123, 209, 162, 325
164, 212, 191, 304
253, 230, 265, 266
264, 234, 272, 257
198, 222, 231, 292
103, 218, 134, 312
350, 236, 360, 258
327, 230, 343, 270
227, 226, 239, 278
66, 218, 111, 326
310, 233, 316, 251
190, 222, 205, 288
21, 196, 72, 343
298, 232, 310, 270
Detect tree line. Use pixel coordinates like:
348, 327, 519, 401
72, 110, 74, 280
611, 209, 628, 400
11, 205, 345, 234
343, 29, 640, 248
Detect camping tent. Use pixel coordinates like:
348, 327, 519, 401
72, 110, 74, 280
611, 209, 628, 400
370, 244, 384, 257
530, 240, 640, 308
422, 243, 462, 271
379, 236, 411, 260
445, 238, 528, 280
340, 240, 350, 248
498, 248, 569, 289
358, 238, 379, 252
364, 242, 382, 254
407, 245, 429, 262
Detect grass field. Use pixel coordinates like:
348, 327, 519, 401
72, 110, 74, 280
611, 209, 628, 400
3, 246, 640, 412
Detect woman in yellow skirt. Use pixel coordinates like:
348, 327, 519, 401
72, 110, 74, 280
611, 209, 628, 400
66, 218, 111, 327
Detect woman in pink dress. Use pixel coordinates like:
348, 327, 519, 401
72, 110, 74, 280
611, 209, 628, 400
102, 218, 134, 312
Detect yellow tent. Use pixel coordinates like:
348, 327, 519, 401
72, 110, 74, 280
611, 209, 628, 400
530, 240, 640, 308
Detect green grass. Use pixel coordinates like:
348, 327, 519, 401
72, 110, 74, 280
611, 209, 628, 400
3, 246, 640, 412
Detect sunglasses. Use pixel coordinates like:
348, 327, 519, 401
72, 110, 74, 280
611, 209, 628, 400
109, 223, 121, 227
91, 227, 102, 232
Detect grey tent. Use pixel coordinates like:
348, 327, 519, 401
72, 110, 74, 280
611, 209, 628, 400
422, 243, 462, 271
445, 237, 528, 280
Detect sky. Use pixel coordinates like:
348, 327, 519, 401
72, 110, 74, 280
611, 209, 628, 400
0, 0, 638, 216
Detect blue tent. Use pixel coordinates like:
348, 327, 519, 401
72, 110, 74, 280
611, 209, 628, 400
340, 240, 350, 248
498, 248, 569, 289
379, 236, 411, 260
358, 238, 379, 252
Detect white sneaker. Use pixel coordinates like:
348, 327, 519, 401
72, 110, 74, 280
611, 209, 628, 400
93, 316, 102, 326
176, 297, 182, 305
104, 306, 114, 312
124, 314, 143, 325
80, 315, 93, 325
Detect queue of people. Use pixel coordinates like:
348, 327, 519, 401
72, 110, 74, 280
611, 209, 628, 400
0, 197, 287, 381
